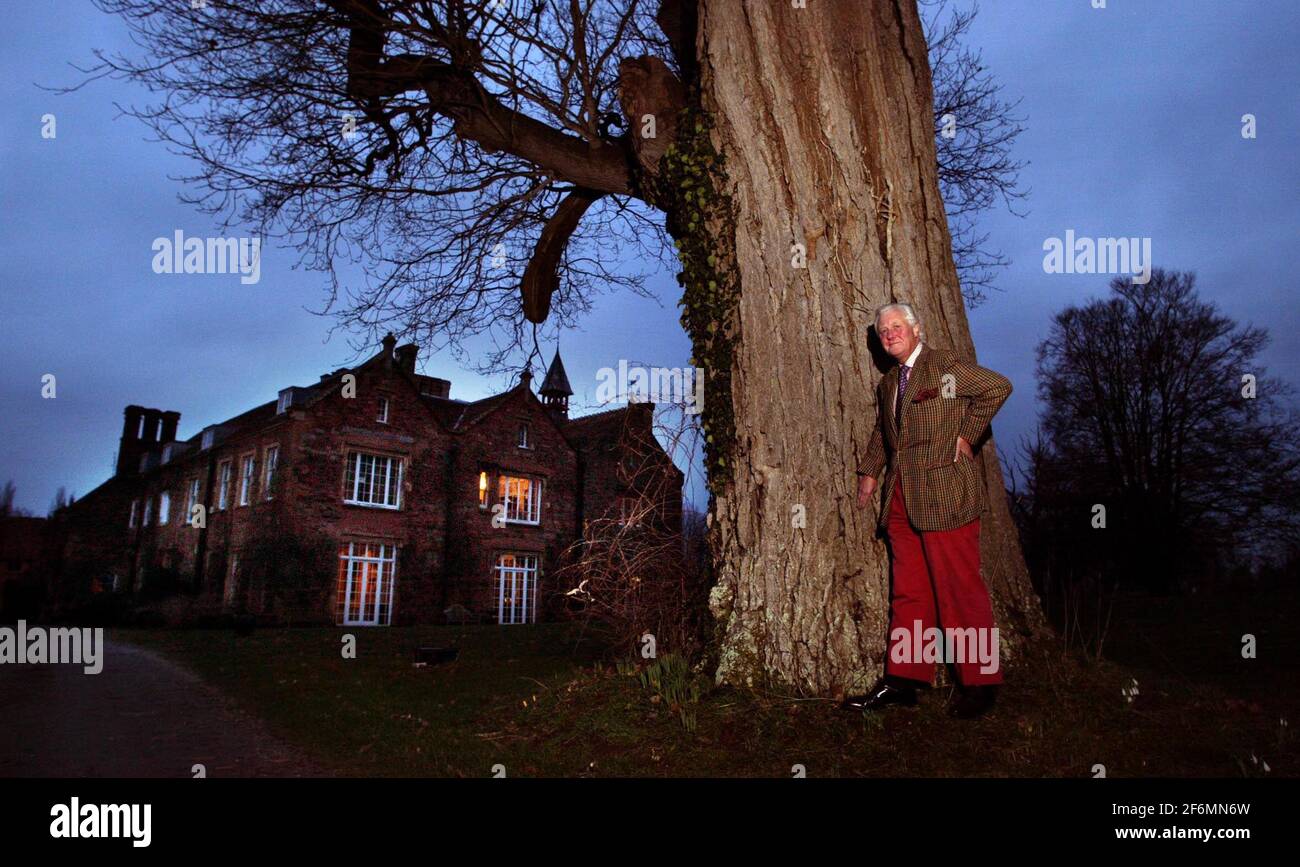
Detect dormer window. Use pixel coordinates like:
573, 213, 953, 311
201, 429, 215, 450
161, 444, 173, 465
377, 397, 390, 424
517, 423, 531, 449
277, 389, 294, 415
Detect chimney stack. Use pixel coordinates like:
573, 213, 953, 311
160, 410, 181, 443
395, 343, 418, 374
381, 333, 397, 368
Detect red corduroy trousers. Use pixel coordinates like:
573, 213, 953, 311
883, 473, 1002, 687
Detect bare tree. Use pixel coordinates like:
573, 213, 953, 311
922, 0, 1026, 304
1029, 269, 1300, 592
81, 0, 1043, 692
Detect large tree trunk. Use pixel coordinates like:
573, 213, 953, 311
686, 0, 1044, 694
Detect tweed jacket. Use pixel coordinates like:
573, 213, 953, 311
856, 344, 1012, 533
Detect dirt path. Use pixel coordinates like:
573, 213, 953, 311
0, 638, 327, 777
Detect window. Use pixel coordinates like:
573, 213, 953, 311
161, 444, 173, 464
498, 475, 541, 524
139, 453, 149, 472
142, 497, 153, 526
158, 491, 170, 525
478, 471, 489, 509
336, 542, 397, 626
201, 429, 215, 450
239, 454, 256, 506
495, 553, 539, 624
185, 479, 200, 517
276, 389, 294, 414
517, 423, 530, 449
217, 461, 232, 510
263, 445, 279, 500
377, 397, 389, 424
128, 499, 139, 528
344, 451, 403, 509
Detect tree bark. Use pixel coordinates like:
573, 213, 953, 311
690, 0, 1044, 694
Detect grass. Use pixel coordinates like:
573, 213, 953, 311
117, 586, 1299, 778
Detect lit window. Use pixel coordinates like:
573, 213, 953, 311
158, 491, 170, 525
263, 445, 279, 499
517, 423, 530, 449
336, 542, 398, 626
498, 475, 542, 524
344, 451, 403, 509
128, 499, 139, 528
377, 397, 389, 424
495, 553, 539, 624
478, 471, 489, 508
239, 455, 256, 506
217, 461, 232, 510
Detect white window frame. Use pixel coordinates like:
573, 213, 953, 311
239, 454, 256, 506
377, 397, 390, 424
217, 461, 232, 510
128, 499, 139, 528
201, 429, 215, 450
498, 474, 542, 525
336, 542, 398, 626
495, 553, 539, 625
263, 445, 279, 500
276, 390, 293, 415
344, 451, 403, 509
185, 478, 200, 516
517, 422, 530, 449
158, 491, 170, 525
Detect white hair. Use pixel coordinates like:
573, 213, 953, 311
874, 303, 924, 340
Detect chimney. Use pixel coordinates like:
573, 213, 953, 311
160, 410, 181, 443
116, 405, 147, 477
395, 343, 418, 374
141, 408, 163, 443
381, 333, 397, 368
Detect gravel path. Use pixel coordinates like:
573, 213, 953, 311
0, 637, 327, 777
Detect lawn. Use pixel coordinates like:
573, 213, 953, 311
117, 587, 1298, 777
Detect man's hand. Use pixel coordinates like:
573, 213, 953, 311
856, 474, 877, 509
954, 435, 974, 463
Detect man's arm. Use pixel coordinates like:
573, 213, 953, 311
950, 359, 1013, 447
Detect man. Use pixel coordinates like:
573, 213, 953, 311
845, 303, 1012, 719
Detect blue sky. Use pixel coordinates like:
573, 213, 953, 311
1, 0, 1297, 514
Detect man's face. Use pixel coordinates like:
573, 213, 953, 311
877, 311, 921, 362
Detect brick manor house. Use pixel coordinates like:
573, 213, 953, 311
55, 336, 683, 626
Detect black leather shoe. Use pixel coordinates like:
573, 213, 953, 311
840, 677, 919, 712
948, 685, 998, 719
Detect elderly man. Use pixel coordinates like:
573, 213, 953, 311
845, 303, 1012, 719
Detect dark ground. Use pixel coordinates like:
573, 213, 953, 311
1, 585, 1294, 777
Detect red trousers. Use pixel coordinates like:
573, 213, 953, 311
884, 474, 1002, 687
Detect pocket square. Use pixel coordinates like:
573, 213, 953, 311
912, 387, 940, 403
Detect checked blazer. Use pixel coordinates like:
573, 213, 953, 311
856, 344, 1012, 532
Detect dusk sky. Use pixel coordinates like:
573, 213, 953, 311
2, 0, 1297, 515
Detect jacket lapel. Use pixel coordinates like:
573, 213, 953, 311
895, 344, 930, 437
